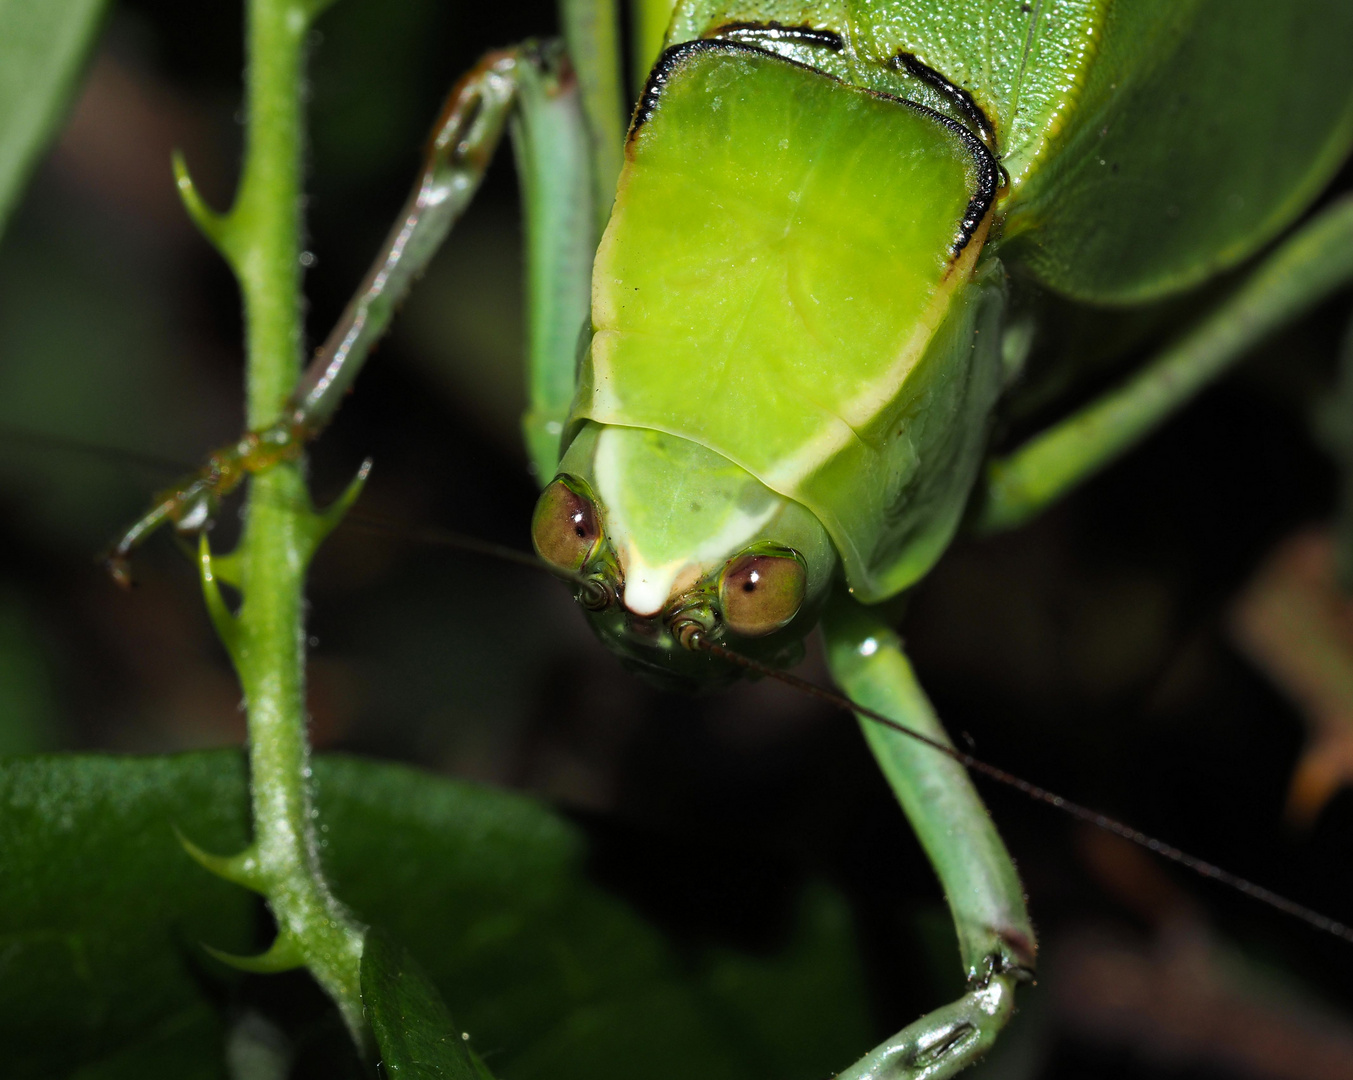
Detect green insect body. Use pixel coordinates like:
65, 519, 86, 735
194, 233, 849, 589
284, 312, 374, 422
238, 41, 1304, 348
536, 42, 1008, 673
582, 41, 1002, 595
546, 40, 1007, 682
532, 0, 1353, 674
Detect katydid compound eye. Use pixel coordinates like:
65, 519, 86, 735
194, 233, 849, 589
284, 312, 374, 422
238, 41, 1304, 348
532, 478, 601, 572
719, 551, 806, 636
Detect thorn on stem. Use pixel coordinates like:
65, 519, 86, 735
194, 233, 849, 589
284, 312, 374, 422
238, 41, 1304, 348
305, 457, 373, 552
172, 149, 230, 253
174, 824, 264, 892
198, 533, 241, 658
202, 933, 305, 975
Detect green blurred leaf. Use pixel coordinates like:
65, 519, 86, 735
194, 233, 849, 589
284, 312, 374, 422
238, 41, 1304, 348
320, 755, 873, 1080
0, 0, 107, 241
0, 753, 252, 1079
2, 751, 871, 1078
362, 928, 493, 1080
68, 1004, 229, 1080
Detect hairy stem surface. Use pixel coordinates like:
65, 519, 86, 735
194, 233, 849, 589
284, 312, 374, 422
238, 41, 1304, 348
190, 0, 366, 1045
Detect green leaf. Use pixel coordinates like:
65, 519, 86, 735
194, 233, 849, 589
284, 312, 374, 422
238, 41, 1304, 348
1, 751, 871, 1078
318, 754, 873, 1080
362, 928, 492, 1079
0, 753, 253, 1079
0, 0, 108, 242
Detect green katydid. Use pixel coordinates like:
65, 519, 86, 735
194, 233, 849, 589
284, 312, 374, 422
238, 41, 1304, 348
107, 0, 1353, 1074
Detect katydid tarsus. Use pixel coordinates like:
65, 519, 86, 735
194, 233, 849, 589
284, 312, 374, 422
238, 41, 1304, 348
95, 0, 1353, 1074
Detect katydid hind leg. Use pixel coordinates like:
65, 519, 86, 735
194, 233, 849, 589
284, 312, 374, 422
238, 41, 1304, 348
822, 593, 1034, 1079
977, 196, 1353, 533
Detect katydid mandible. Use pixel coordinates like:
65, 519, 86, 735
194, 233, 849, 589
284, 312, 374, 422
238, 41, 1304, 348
114, 1, 1353, 1076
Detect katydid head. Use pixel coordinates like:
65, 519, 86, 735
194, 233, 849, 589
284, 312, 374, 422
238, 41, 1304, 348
532, 422, 837, 688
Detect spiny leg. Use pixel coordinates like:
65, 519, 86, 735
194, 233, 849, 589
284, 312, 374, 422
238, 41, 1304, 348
976, 196, 1353, 533
106, 42, 586, 578
821, 594, 1035, 1080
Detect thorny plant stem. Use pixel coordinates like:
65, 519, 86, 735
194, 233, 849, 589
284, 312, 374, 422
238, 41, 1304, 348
192, 0, 367, 1046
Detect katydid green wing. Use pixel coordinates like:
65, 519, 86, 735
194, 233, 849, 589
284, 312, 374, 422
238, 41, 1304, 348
997, 0, 1353, 302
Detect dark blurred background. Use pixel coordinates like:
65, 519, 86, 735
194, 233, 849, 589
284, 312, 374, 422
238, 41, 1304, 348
2, 2, 1352, 1076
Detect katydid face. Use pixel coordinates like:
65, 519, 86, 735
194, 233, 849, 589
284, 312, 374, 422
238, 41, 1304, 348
533, 422, 836, 683
530, 40, 1005, 681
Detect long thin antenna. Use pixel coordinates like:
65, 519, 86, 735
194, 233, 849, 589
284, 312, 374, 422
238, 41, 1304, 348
694, 635, 1353, 945
0, 427, 578, 586
338, 511, 585, 583
0, 426, 190, 477
36, 423, 1352, 941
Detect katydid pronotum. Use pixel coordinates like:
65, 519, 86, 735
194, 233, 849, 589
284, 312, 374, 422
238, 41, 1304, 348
82, 0, 1353, 1074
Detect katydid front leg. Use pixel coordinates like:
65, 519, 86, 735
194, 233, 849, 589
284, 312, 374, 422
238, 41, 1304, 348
105, 42, 590, 578
822, 594, 1035, 1080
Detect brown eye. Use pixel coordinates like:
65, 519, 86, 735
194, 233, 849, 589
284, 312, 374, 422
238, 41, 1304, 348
532, 477, 601, 572
719, 550, 806, 637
